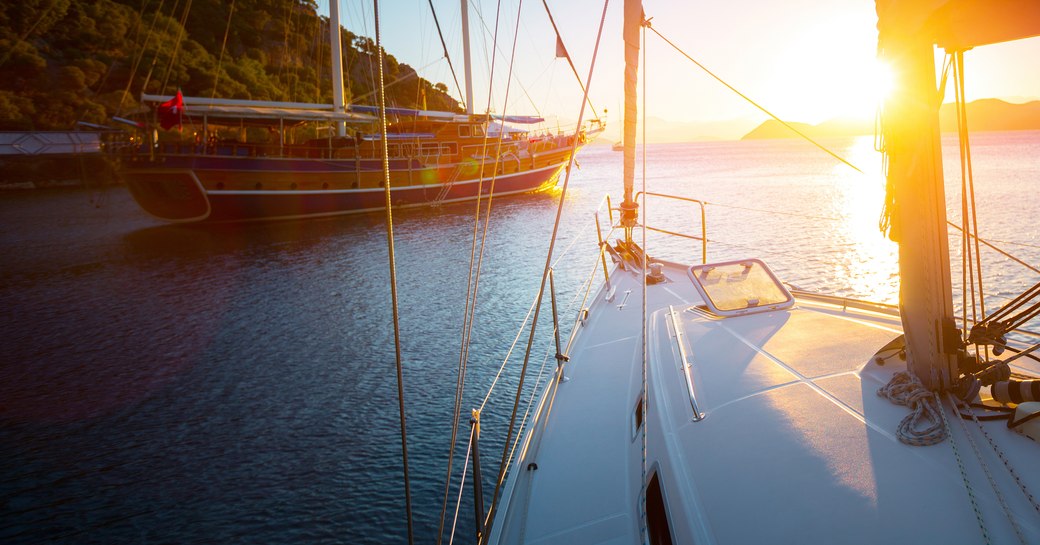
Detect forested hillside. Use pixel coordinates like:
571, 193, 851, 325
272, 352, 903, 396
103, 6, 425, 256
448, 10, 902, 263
0, 0, 461, 130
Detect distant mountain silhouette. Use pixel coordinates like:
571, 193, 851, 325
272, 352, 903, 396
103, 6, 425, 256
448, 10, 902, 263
940, 98, 1040, 131
742, 99, 1040, 140
742, 118, 871, 140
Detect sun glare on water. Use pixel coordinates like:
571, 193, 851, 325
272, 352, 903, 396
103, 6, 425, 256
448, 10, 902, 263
834, 136, 899, 303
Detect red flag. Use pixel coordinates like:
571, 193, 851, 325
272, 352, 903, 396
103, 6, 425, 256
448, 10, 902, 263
555, 35, 569, 59
157, 90, 185, 130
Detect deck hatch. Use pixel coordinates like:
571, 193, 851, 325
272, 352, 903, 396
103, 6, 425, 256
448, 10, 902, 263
686, 258, 793, 317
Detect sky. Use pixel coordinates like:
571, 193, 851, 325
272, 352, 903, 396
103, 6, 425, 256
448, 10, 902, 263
321, 0, 1040, 141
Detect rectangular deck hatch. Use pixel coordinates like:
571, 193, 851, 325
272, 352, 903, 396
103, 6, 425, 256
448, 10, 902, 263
687, 258, 793, 317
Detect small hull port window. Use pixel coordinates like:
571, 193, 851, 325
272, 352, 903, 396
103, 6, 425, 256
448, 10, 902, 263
633, 395, 644, 438
646, 472, 674, 545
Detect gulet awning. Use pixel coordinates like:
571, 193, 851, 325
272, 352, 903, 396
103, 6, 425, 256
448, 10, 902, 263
140, 94, 377, 125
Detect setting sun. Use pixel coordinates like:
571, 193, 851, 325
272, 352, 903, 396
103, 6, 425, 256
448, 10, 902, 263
868, 59, 896, 104
762, 17, 887, 124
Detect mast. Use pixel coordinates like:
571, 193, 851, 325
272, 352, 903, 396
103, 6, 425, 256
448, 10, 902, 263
877, 0, 1040, 391
329, 0, 347, 136
878, 11, 956, 391
460, 0, 474, 115
619, 0, 642, 242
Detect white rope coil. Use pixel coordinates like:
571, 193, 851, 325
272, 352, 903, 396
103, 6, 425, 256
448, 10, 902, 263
877, 371, 948, 446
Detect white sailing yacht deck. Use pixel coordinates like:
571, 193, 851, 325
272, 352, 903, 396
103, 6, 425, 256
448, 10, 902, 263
491, 258, 1040, 544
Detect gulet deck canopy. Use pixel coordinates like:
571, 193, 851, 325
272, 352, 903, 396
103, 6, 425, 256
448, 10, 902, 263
140, 94, 546, 127
140, 94, 377, 125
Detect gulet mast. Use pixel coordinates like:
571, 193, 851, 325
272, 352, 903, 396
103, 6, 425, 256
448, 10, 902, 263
460, 0, 474, 115
329, 0, 347, 137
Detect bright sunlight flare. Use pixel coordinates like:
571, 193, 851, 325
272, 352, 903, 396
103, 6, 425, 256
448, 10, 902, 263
765, 19, 889, 124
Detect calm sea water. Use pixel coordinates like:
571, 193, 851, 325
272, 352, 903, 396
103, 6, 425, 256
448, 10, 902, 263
2, 132, 1038, 544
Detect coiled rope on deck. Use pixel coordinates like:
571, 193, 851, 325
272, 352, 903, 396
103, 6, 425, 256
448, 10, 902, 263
876, 371, 947, 446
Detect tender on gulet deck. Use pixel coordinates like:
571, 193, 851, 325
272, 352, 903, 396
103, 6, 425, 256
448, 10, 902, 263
490, 258, 1040, 545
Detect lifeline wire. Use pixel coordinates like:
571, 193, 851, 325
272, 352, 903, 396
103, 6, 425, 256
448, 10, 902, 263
374, 2, 414, 542
480, 220, 599, 413
483, 2, 610, 541
488, 250, 604, 505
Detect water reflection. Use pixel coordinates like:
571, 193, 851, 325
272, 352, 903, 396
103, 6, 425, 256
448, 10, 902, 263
833, 136, 898, 303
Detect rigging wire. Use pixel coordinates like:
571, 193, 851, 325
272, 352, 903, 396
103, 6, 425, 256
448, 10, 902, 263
499, 322, 562, 473
140, 0, 181, 96
468, 2, 546, 117
954, 51, 975, 334
540, 0, 600, 120
355, 0, 399, 111
645, 25, 864, 175
439, 0, 530, 540
475, 316, 564, 534
275, 0, 292, 96
434, 0, 507, 536
481, 229, 603, 414
117, 0, 167, 113
705, 198, 1040, 277
209, 0, 236, 100
159, 0, 193, 95
350, 58, 447, 103
478, 291, 540, 412
954, 51, 987, 324
483, 3, 610, 542
312, 3, 325, 103
373, 1, 414, 542
666, 200, 1040, 278
0, 0, 62, 69
425, 0, 467, 110
477, 225, 601, 420
947, 222, 1040, 275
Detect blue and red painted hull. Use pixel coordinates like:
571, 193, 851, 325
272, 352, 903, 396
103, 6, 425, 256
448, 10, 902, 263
121, 154, 572, 223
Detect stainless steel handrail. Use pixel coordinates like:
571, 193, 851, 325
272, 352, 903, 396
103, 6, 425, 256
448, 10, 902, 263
635, 191, 708, 264
669, 305, 705, 421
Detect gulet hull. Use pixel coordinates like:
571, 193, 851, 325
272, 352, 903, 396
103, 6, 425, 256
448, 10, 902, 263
121, 154, 571, 223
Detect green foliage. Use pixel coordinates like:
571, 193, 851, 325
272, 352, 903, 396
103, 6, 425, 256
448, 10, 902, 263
0, 0, 461, 130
